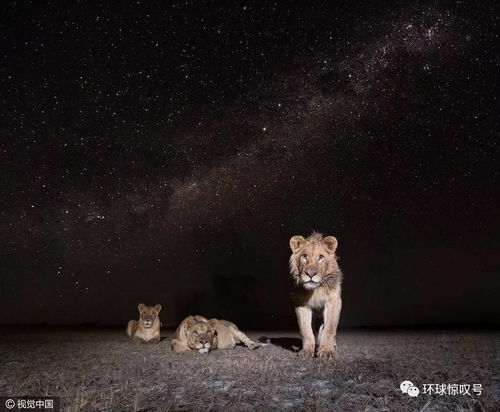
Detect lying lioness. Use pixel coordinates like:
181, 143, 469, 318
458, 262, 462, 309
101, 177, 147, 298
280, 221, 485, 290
171, 315, 259, 353
126, 303, 162, 343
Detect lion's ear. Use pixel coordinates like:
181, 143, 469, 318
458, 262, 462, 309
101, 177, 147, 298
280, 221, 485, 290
323, 236, 338, 253
184, 316, 196, 329
208, 318, 219, 330
138, 303, 146, 312
154, 304, 162, 313
290, 235, 306, 253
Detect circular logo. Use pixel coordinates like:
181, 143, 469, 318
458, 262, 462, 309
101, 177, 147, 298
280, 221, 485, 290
408, 386, 420, 397
400, 380, 413, 393
5, 398, 16, 409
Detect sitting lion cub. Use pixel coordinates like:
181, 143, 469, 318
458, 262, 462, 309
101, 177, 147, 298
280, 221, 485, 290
126, 303, 162, 343
171, 315, 259, 353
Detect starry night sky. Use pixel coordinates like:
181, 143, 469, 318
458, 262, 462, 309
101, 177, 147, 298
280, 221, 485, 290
1, 1, 499, 328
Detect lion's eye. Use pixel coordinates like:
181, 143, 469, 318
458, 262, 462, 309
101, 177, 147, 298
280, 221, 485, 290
318, 254, 325, 260
193, 331, 198, 335
301, 254, 307, 260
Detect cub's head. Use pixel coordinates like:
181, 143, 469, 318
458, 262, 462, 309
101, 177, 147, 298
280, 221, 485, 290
289, 232, 339, 290
185, 317, 218, 354
138, 303, 161, 328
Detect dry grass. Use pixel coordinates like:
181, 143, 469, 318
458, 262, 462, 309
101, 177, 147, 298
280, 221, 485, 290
0, 327, 498, 411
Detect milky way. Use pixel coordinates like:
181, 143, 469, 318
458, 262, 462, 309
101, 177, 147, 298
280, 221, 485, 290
1, 1, 498, 326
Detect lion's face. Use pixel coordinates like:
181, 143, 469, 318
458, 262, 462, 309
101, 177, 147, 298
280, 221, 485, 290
138, 303, 161, 329
185, 318, 218, 353
289, 233, 339, 290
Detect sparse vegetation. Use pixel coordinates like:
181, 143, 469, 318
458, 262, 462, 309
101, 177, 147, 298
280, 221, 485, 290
0, 327, 498, 411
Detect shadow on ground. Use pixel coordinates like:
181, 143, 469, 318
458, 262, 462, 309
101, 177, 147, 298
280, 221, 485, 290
259, 336, 301, 352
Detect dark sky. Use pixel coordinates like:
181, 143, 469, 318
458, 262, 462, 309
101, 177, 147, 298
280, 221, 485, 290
1, 1, 498, 328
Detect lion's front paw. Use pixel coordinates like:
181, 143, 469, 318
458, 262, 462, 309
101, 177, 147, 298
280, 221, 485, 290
298, 347, 315, 358
316, 346, 338, 360
248, 342, 259, 350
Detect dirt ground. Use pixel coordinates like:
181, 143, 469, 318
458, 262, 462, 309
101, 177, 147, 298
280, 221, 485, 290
0, 327, 498, 411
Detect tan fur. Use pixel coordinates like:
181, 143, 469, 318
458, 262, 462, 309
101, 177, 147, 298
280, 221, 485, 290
171, 315, 259, 353
289, 232, 343, 359
126, 303, 162, 344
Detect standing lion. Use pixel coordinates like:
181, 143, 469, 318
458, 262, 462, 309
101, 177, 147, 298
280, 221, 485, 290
289, 232, 343, 359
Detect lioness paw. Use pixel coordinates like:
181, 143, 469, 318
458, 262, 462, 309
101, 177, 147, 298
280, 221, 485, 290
248, 342, 259, 350
298, 348, 315, 358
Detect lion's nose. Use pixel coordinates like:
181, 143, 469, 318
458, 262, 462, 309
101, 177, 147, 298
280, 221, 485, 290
200, 339, 207, 344
305, 269, 317, 278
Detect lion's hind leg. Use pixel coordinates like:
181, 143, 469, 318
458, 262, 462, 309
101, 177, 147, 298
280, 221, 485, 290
127, 320, 138, 339
231, 325, 259, 350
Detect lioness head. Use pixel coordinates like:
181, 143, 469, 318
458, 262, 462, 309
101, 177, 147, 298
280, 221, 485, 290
185, 317, 218, 353
289, 232, 339, 290
138, 303, 161, 328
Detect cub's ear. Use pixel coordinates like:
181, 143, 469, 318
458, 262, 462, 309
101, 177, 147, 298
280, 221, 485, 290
208, 318, 219, 330
323, 236, 338, 253
154, 304, 162, 313
289, 235, 306, 253
138, 303, 146, 312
